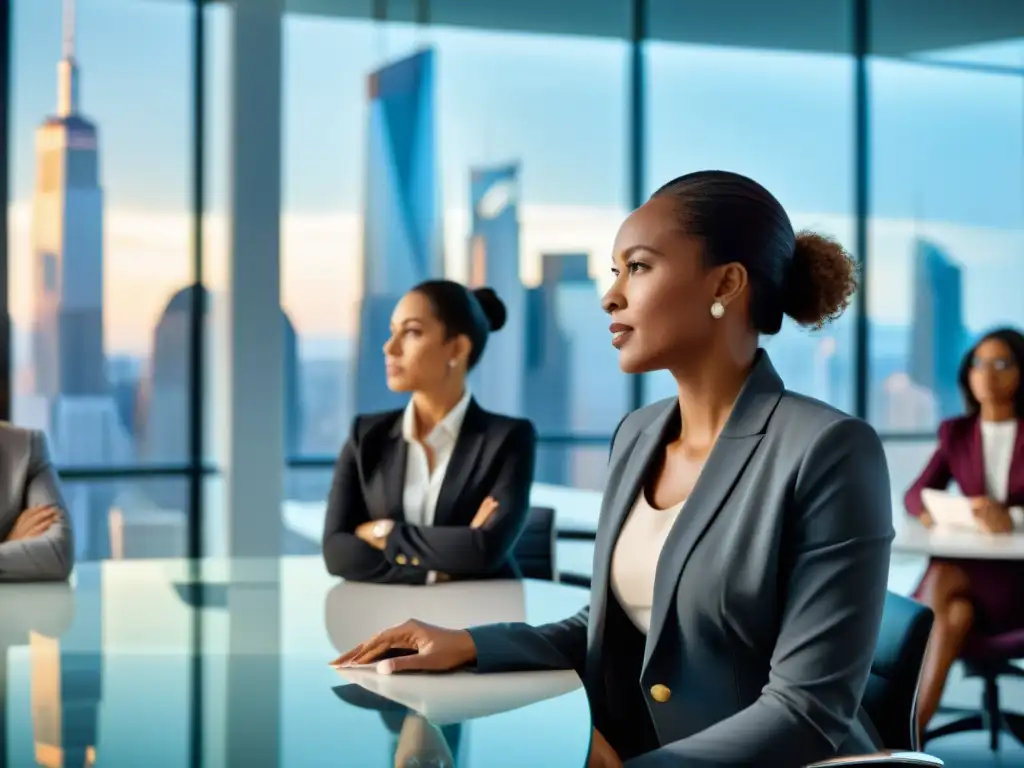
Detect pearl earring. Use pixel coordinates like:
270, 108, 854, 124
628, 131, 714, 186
710, 300, 725, 319
448, 360, 457, 369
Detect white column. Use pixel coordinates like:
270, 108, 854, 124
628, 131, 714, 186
221, 0, 284, 559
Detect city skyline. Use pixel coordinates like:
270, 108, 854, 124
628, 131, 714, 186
7, 1, 1024, 359
8, 202, 1023, 354
7, 0, 1024, 462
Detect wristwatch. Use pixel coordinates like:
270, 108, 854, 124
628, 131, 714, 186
372, 519, 395, 539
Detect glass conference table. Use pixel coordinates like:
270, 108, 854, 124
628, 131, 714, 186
0, 557, 591, 768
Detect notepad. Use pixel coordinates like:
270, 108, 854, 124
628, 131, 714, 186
921, 489, 978, 531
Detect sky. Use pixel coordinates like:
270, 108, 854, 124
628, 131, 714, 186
7, 0, 1024, 356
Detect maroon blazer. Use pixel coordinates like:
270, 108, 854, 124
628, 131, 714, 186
905, 415, 1024, 517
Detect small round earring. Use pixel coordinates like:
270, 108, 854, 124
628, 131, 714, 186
448, 360, 457, 369
710, 300, 725, 319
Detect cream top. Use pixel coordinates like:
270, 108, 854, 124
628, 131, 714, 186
610, 490, 686, 633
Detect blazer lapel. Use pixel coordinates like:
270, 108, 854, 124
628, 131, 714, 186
1006, 420, 1024, 501
587, 402, 678, 657
641, 352, 784, 674
371, 418, 408, 522
433, 402, 486, 525
964, 417, 986, 497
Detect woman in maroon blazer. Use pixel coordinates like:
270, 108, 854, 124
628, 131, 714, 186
905, 327, 1024, 734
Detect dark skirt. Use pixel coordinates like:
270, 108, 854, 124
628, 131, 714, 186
917, 558, 1024, 634
592, 596, 660, 760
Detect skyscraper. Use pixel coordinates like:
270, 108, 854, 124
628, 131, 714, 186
355, 49, 442, 414
910, 238, 967, 420
25, 2, 131, 560
523, 255, 594, 486
467, 163, 525, 416
31, 0, 105, 400
140, 284, 303, 511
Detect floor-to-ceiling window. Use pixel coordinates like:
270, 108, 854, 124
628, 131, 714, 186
866, 0, 1024, 513
643, 0, 856, 412
278, 1, 634, 549
4, 0, 1024, 558
6, 0, 199, 561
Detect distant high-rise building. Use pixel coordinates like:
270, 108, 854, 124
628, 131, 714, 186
467, 163, 526, 416
140, 284, 302, 509
524, 255, 603, 485
30, 0, 104, 400
26, 0, 129, 562
355, 49, 442, 414
910, 239, 966, 420
540, 253, 625, 488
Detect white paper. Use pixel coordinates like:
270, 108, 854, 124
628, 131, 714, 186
921, 489, 978, 531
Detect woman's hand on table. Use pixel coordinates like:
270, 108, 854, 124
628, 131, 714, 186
329, 619, 477, 674
970, 497, 1014, 535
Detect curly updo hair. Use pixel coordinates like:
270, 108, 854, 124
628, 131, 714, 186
652, 171, 858, 333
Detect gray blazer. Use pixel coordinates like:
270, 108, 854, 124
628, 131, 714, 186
468, 353, 894, 767
0, 424, 74, 581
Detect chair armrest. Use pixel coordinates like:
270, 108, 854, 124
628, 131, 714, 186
804, 752, 943, 767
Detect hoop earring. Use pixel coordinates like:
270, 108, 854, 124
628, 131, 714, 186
710, 300, 725, 319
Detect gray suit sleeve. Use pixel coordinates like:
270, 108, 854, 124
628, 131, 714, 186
462, 414, 629, 677
626, 418, 894, 767
0, 432, 75, 582
467, 607, 590, 677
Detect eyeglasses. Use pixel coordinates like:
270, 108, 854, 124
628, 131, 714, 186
971, 357, 1017, 372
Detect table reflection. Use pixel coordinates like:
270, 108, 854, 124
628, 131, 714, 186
334, 684, 464, 768
0, 558, 592, 767
323, 577, 590, 766
1, 575, 100, 768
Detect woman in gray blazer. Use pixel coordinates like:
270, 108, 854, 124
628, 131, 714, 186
332, 171, 894, 767
0, 424, 74, 581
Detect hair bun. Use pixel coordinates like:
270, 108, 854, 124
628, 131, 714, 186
783, 231, 858, 329
472, 287, 507, 332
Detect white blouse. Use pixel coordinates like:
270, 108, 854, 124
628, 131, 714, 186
400, 390, 472, 582
610, 490, 685, 633
980, 419, 1024, 528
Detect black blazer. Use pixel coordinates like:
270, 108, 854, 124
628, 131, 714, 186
322, 399, 537, 584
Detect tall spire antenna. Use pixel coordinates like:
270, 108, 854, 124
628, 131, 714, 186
62, 0, 76, 60
57, 0, 80, 116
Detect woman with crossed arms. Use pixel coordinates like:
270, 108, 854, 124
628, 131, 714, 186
321, 280, 536, 584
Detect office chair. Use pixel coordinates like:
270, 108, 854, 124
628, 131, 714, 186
512, 506, 557, 582
806, 591, 943, 766
925, 629, 1024, 751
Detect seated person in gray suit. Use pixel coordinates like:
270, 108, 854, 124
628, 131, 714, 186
332, 172, 894, 767
0, 424, 74, 581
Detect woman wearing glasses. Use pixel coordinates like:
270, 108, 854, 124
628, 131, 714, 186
905, 327, 1024, 734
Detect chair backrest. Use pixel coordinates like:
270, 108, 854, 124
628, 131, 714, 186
512, 506, 557, 581
862, 591, 934, 750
